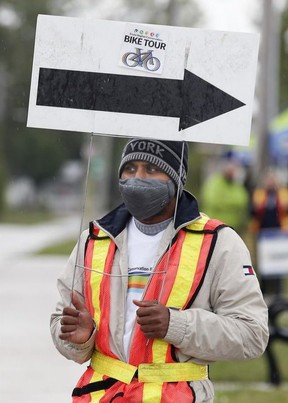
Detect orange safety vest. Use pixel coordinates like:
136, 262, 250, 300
251, 188, 288, 231
72, 215, 225, 402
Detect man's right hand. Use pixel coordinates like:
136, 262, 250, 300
60, 291, 94, 344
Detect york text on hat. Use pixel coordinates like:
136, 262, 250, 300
130, 141, 165, 158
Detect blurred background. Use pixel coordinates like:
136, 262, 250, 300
1, 1, 288, 402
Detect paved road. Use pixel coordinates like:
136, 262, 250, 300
0, 216, 85, 403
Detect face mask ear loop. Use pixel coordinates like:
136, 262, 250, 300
157, 141, 186, 303
70, 133, 93, 306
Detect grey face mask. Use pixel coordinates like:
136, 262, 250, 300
119, 178, 176, 221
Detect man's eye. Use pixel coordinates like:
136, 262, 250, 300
124, 164, 135, 172
147, 165, 159, 173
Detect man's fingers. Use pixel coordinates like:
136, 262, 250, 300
134, 300, 159, 317
133, 299, 158, 308
61, 316, 79, 325
59, 331, 75, 340
59, 294, 94, 344
62, 306, 79, 317
61, 324, 77, 334
136, 314, 158, 325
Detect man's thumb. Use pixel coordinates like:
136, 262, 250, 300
72, 291, 86, 311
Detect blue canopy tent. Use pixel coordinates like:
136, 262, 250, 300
269, 108, 288, 165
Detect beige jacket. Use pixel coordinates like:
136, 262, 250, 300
50, 193, 269, 403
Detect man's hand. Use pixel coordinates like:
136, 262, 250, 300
59, 291, 94, 344
134, 300, 170, 339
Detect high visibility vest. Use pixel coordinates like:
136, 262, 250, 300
72, 215, 225, 402
251, 188, 288, 231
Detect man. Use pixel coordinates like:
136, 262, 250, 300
250, 168, 288, 232
51, 138, 268, 403
250, 168, 288, 295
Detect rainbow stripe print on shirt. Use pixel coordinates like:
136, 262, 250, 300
128, 267, 151, 295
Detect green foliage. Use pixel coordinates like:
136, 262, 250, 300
185, 144, 204, 199
6, 128, 83, 184
0, 0, 83, 185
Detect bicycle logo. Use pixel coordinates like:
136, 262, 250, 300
122, 48, 161, 72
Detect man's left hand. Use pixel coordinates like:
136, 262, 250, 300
133, 300, 170, 339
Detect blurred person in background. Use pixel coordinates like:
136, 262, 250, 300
249, 168, 288, 294
51, 139, 268, 403
250, 168, 288, 233
200, 150, 249, 235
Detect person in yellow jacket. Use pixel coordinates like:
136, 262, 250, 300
200, 151, 249, 234
51, 138, 268, 403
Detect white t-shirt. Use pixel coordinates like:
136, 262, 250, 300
123, 218, 164, 360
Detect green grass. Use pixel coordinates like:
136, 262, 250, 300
210, 342, 288, 383
214, 388, 288, 403
1, 208, 56, 224
211, 342, 288, 402
37, 239, 76, 255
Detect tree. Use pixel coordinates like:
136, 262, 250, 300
0, 0, 83, 191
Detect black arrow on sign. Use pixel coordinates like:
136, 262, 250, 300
36, 67, 245, 131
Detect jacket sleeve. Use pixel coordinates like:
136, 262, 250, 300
164, 227, 269, 362
50, 229, 96, 364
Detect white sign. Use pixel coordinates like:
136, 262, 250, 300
27, 15, 259, 146
257, 229, 288, 277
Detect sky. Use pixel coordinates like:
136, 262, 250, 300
195, 0, 260, 33
196, 0, 286, 33
75, 0, 260, 31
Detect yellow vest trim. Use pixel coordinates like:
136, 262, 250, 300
138, 362, 208, 383
90, 230, 111, 328
91, 351, 137, 384
152, 215, 208, 364
143, 383, 162, 402
91, 351, 208, 384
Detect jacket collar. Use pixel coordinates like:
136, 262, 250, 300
95, 190, 200, 239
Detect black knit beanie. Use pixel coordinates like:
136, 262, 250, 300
118, 138, 188, 188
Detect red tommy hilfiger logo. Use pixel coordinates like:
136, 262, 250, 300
243, 265, 254, 276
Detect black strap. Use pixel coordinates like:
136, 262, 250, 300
72, 377, 118, 397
